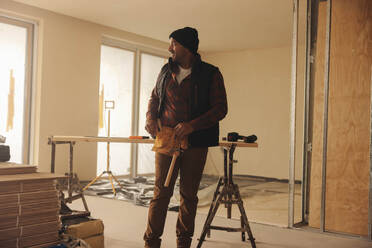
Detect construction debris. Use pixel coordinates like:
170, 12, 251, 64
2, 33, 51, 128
82, 174, 295, 211
82, 175, 220, 209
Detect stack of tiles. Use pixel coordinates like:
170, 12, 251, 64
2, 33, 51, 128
0, 163, 65, 248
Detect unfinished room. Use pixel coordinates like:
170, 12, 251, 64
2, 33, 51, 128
0, 0, 371, 247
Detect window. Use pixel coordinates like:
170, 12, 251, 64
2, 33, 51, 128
97, 38, 167, 176
97, 45, 134, 175
0, 16, 34, 163
138, 53, 168, 174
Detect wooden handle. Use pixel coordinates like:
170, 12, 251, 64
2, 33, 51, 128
164, 152, 179, 187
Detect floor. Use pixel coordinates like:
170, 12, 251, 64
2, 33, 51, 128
83, 176, 302, 227
195, 179, 302, 226
69, 195, 372, 248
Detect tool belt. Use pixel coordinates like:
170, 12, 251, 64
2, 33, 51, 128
152, 126, 188, 156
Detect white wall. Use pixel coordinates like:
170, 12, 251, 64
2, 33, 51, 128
0, 0, 168, 180
202, 45, 305, 180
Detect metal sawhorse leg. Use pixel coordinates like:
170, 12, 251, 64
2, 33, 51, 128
49, 139, 89, 212
197, 144, 256, 248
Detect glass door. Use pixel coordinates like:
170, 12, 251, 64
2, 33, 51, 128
97, 45, 134, 175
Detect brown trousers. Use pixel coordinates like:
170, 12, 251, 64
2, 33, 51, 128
144, 147, 208, 248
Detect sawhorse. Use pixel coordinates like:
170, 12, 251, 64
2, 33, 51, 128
197, 144, 256, 248
49, 139, 89, 213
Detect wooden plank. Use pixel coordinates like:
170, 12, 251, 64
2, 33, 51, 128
324, 0, 372, 236
308, 0, 327, 229
50, 135, 155, 144
49, 135, 258, 148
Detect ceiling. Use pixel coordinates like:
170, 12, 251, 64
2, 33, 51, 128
14, 0, 302, 52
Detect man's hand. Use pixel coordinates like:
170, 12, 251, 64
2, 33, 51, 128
174, 122, 194, 138
145, 119, 158, 138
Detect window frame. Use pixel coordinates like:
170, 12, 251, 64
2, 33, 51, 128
101, 36, 168, 177
0, 14, 36, 164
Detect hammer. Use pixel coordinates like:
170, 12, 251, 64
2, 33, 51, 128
164, 144, 181, 187
157, 119, 181, 187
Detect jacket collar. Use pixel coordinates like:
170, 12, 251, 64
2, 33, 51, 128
167, 53, 202, 75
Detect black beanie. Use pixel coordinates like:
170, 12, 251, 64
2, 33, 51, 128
169, 27, 199, 55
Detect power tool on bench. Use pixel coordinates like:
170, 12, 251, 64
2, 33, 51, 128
227, 132, 257, 143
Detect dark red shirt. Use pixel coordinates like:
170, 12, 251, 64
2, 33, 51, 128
147, 66, 227, 131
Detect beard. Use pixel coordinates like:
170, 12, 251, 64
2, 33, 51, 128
170, 52, 178, 62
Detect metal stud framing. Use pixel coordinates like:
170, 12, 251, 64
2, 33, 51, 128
320, 0, 332, 233
289, 0, 299, 228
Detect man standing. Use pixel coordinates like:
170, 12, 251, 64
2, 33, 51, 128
144, 27, 228, 248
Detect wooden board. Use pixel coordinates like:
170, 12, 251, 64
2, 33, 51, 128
324, 0, 372, 236
309, 0, 372, 236
50, 135, 155, 144
49, 135, 258, 148
308, 0, 327, 229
